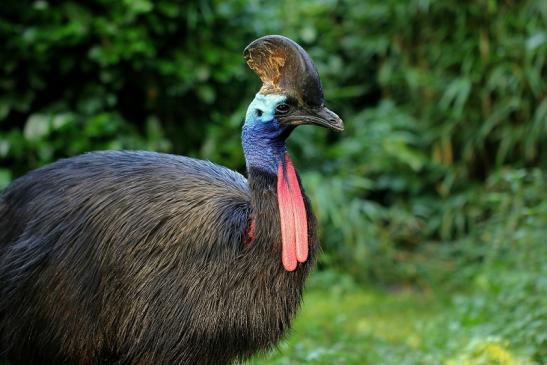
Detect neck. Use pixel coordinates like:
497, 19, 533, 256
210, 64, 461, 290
241, 94, 311, 271
243, 131, 310, 271
242, 123, 287, 174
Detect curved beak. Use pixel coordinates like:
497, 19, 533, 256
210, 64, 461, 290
280, 106, 344, 132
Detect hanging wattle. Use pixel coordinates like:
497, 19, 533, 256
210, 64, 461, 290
277, 152, 309, 271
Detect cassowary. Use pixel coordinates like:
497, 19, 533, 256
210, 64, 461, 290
0, 35, 343, 365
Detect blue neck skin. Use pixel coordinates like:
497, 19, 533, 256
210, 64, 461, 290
242, 94, 288, 174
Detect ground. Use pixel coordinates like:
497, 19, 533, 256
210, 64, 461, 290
248, 271, 543, 365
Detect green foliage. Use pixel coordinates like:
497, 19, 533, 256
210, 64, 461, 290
281, 0, 547, 286
0, 0, 279, 180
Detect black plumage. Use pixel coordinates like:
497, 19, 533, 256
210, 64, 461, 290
0, 151, 316, 364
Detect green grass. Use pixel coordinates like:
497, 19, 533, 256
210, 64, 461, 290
251, 286, 441, 365
246, 271, 544, 365
247, 205, 547, 365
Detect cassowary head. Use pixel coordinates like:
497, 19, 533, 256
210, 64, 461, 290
243, 35, 344, 138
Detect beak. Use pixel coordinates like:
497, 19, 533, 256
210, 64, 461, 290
280, 106, 344, 132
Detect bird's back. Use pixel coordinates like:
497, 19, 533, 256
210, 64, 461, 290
0, 150, 251, 252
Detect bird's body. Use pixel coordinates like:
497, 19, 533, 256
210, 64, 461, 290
0, 151, 316, 364
0, 35, 342, 364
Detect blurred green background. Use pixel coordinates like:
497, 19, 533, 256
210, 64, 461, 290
0, 0, 546, 364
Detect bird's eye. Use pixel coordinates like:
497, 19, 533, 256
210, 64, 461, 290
256, 109, 263, 117
275, 103, 290, 115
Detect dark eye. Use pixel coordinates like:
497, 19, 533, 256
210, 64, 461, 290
275, 103, 290, 115
256, 109, 263, 117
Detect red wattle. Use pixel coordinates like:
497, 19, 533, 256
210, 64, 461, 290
277, 152, 308, 271
277, 162, 297, 271
284, 154, 308, 263
245, 217, 256, 244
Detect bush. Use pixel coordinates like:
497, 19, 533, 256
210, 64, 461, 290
0, 0, 280, 183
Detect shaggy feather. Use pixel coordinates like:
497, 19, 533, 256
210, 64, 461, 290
0, 151, 318, 365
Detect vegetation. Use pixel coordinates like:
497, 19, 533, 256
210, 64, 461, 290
1, 0, 545, 363
250, 205, 546, 364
